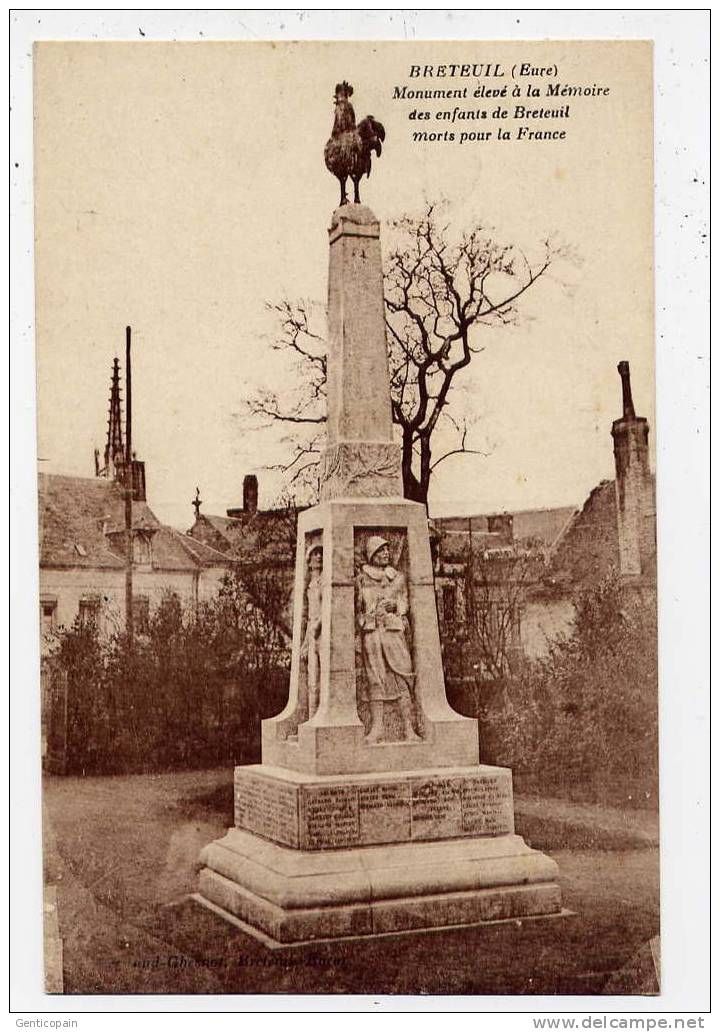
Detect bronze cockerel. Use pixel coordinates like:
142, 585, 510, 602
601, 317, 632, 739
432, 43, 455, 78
324, 81, 385, 206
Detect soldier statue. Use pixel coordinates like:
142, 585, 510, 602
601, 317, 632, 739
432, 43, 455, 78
356, 536, 421, 743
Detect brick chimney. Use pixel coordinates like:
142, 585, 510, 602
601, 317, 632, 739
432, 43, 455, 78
487, 513, 514, 545
130, 457, 146, 502
242, 474, 258, 514
611, 362, 655, 578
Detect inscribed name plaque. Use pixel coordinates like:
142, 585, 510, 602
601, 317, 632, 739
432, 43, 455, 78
461, 775, 515, 835
233, 770, 299, 848
411, 778, 462, 840
302, 785, 359, 849
358, 782, 412, 844
234, 766, 514, 851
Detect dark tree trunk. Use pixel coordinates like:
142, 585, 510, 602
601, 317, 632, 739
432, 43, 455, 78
400, 429, 431, 507
419, 436, 432, 502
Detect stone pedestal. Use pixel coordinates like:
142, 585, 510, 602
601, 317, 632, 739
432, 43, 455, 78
198, 833, 560, 947
197, 763, 561, 945
196, 202, 562, 945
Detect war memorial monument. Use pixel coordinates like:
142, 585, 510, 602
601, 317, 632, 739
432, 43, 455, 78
196, 83, 563, 946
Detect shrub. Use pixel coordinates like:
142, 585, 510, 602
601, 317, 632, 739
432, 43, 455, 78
480, 575, 658, 808
47, 573, 290, 775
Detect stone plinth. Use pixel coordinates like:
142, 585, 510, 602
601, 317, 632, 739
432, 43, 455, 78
233, 763, 515, 850
198, 833, 561, 946
197, 763, 562, 946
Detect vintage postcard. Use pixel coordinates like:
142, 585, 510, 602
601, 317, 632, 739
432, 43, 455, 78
28, 34, 664, 1000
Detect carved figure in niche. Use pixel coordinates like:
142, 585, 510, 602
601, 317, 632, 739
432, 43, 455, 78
300, 543, 323, 718
356, 536, 421, 743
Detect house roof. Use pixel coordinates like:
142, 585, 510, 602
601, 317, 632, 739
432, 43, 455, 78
188, 510, 297, 564
201, 514, 248, 538
434, 505, 578, 563
536, 480, 620, 596
38, 473, 230, 571
150, 526, 232, 571
508, 507, 579, 548
169, 529, 234, 568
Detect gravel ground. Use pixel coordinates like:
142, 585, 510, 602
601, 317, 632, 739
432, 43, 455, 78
43, 767, 659, 996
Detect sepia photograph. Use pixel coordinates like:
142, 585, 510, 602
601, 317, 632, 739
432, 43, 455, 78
9, 12, 709, 1012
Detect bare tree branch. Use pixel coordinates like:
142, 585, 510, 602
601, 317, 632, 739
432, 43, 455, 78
244, 205, 565, 505
429, 418, 491, 472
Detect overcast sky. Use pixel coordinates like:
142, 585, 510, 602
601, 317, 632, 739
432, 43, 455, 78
34, 40, 654, 527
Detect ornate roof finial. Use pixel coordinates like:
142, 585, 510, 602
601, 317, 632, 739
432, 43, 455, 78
97, 357, 125, 480
192, 486, 202, 520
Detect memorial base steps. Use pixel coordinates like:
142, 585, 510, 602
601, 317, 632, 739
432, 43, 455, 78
195, 763, 563, 946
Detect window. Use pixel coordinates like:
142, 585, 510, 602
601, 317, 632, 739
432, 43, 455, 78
40, 597, 57, 635
442, 585, 457, 628
134, 595, 150, 635
132, 531, 153, 565
78, 596, 100, 628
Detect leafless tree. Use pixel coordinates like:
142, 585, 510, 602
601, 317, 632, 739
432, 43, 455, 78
247, 299, 328, 499
463, 544, 542, 682
246, 204, 563, 505
232, 492, 301, 640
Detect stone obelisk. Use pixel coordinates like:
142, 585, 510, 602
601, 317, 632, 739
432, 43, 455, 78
196, 87, 561, 945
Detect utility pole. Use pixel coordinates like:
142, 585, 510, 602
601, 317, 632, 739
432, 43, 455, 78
124, 325, 134, 646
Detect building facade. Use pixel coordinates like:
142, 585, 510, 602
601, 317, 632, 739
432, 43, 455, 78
432, 361, 656, 678
38, 358, 231, 648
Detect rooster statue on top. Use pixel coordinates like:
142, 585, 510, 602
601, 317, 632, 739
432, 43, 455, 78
324, 81, 385, 207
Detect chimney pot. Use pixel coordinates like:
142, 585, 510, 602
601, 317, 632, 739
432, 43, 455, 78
618, 360, 636, 421
243, 474, 258, 514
